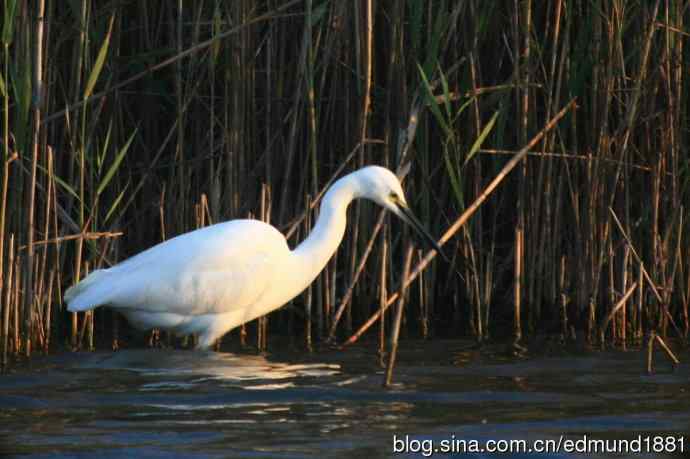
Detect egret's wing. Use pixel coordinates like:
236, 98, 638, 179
94, 220, 289, 316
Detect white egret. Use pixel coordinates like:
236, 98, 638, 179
65, 166, 440, 349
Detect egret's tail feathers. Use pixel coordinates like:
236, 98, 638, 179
65, 269, 112, 312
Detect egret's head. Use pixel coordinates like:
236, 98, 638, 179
355, 166, 407, 211
355, 166, 443, 255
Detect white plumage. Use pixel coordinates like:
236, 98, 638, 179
65, 166, 439, 349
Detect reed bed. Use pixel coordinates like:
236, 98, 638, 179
0, 1, 688, 366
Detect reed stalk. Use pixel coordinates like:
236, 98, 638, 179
384, 244, 413, 388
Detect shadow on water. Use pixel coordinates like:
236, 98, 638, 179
0, 340, 688, 458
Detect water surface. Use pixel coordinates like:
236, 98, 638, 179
1, 340, 688, 458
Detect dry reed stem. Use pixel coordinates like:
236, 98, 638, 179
609, 207, 683, 339
654, 334, 679, 365
343, 98, 577, 346
2, 234, 14, 369
599, 282, 638, 347
384, 244, 413, 388
646, 330, 655, 374
24, 0, 47, 358
514, 226, 523, 344
21, 231, 123, 249
378, 236, 388, 356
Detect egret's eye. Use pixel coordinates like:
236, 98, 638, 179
389, 192, 400, 202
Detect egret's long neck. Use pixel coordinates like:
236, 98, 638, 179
291, 177, 358, 288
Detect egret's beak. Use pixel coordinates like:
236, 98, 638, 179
395, 202, 447, 261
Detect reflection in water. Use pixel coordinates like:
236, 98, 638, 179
0, 342, 688, 458
78, 349, 341, 380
